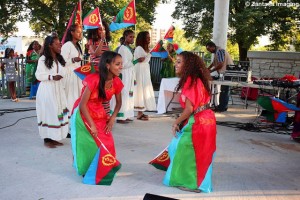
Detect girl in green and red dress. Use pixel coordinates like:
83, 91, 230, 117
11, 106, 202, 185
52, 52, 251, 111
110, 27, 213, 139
71, 51, 123, 179
163, 51, 216, 193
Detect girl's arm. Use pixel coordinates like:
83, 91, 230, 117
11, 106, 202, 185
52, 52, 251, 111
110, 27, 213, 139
79, 87, 97, 136
172, 98, 193, 136
15, 61, 18, 71
105, 93, 122, 133
93, 40, 105, 57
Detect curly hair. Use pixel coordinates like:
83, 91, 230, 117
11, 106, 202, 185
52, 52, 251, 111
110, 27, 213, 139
135, 31, 150, 52
176, 51, 212, 94
43, 35, 66, 69
87, 20, 111, 43
64, 24, 82, 54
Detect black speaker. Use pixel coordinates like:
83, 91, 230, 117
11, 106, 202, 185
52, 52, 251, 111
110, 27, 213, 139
143, 193, 179, 200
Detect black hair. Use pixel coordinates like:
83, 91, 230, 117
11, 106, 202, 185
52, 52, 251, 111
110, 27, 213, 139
123, 29, 134, 38
205, 41, 216, 48
27, 40, 37, 52
64, 24, 82, 54
87, 20, 111, 43
98, 51, 121, 99
43, 35, 66, 69
26, 40, 38, 60
136, 31, 150, 52
4, 48, 14, 58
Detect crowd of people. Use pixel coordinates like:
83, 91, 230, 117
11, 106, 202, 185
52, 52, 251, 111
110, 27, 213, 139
1, 25, 222, 193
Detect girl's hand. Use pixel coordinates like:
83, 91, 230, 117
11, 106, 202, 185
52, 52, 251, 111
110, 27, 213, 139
138, 57, 145, 62
53, 75, 63, 81
90, 124, 98, 137
104, 118, 114, 134
100, 30, 106, 41
73, 57, 82, 62
172, 123, 180, 137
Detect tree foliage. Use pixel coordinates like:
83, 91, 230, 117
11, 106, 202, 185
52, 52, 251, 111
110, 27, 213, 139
172, 0, 300, 60
0, 0, 26, 40
1, 0, 160, 39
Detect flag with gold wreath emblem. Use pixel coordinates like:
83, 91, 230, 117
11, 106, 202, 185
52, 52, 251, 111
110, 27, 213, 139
83, 7, 103, 30
109, 0, 136, 31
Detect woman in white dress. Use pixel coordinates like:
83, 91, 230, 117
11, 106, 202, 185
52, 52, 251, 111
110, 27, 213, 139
61, 25, 83, 120
35, 35, 69, 148
111, 30, 135, 124
134, 31, 156, 120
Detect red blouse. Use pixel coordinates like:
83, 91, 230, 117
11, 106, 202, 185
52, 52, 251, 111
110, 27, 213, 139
74, 73, 123, 120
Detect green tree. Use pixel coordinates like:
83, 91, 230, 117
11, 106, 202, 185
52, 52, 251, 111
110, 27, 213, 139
1, 0, 160, 39
0, 0, 26, 40
172, 0, 300, 61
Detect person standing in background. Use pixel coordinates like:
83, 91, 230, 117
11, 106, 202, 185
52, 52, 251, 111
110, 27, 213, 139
160, 43, 176, 78
87, 20, 111, 67
25, 41, 40, 93
206, 41, 233, 112
1, 48, 19, 102
35, 35, 68, 148
111, 30, 135, 124
61, 25, 83, 124
134, 31, 156, 120
87, 21, 112, 117
115, 37, 124, 53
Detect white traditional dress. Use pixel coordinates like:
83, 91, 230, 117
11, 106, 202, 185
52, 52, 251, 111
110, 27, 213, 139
110, 45, 135, 120
61, 41, 83, 118
133, 46, 156, 111
35, 56, 69, 141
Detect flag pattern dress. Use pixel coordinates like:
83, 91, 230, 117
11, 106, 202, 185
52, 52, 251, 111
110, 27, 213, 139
163, 77, 216, 193
71, 74, 123, 184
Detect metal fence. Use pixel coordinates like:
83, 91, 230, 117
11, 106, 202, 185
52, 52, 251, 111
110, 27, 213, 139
0, 52, 211, 97
0, 57, 27, 99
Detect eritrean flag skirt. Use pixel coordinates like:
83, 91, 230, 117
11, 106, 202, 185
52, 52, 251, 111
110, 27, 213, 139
71, 107, 121, 185
162, 111, 216, 193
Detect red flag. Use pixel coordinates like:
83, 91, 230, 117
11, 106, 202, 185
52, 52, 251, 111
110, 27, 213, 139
150, 40, 168, 58
83, 7, 103, 30
61, 1, 82, 44
83, 141, 122, 185
164, 25, 175, 42
109, 0, 136, 31
74, 63, 98, 80
149, 146, 170, 171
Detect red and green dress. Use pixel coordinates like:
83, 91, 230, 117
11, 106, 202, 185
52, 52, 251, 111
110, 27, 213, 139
71, 74, 123, 183
163, 76, 217, 193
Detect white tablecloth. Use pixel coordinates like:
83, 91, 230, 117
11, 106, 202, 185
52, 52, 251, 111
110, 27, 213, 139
157, 78, 181, 114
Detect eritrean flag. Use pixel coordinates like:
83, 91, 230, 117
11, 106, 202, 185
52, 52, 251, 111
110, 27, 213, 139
71, 108, 121, 185
149, 146, 170, 171
83, 7, 102, 30
164, 25, 175, 42
150, 40, 168, 58
61, 1, 82, 44
258, 96, 300, 123
109, 0, 136, 31
173, 43, 183, 54
74, 63, 98, 80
